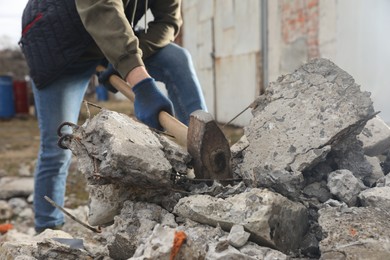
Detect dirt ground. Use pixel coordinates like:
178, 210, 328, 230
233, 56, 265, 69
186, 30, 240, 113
0, 96, 244, 208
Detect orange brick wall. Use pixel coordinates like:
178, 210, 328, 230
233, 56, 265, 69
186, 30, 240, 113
281, 0, 320, 59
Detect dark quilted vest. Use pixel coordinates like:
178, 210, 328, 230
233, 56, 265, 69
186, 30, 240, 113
20, 0, 153, 89
20, 0, 94, 88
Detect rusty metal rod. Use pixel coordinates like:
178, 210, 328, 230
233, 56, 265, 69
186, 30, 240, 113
44, 196, 102, 233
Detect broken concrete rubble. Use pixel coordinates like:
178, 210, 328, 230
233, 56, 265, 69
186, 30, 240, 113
319, 206, 390, 260
87, 183, 130, 226
0, 229, 93, 259
66, 110, 188, 188
358, 186, 390, 210
3, 58, 390, 259
363, 155, 385, 187
0, 200, 13, 221
240, 58, 375, 198
63, 110, 191, 226
173, 188, 308, 254
74, 58, 390, 259
103, 200, 177, 259
376, 174, 390, 187
358, 115, 390, 156
227, 224, 250, 248
0, 177, 34, 200
327, 169, 366, 207
105, 200, 290, 260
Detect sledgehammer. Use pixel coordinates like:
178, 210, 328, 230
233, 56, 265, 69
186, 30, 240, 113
96, 66, 232, 181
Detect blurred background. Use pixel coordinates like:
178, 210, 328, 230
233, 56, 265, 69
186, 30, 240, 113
1, 0, 389, 126
180, 0, 390, 125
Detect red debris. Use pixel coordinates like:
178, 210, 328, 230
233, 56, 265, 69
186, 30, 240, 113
170, 230, 187, 260
0, 223, 13, 234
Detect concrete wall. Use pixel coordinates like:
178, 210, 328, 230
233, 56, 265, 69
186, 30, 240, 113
182, 0, 390, 125
268, 0, 390, 123
182, 0, 262, 126
268, 0, 320, 82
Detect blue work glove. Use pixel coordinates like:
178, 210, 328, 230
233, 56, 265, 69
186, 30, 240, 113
97, 64, 119, 93
132, 78, 174, 130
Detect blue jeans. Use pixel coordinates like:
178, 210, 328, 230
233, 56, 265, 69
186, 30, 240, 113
144, 43, 207, 125
32, 43, 207, 231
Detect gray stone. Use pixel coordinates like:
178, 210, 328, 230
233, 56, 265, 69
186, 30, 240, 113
130, 225, 176, 260
304, 161, 333, 183
230, 135, 249, 157
302, 181, 331, 203
0, 177, 34, 200
381, 151, 390, 175
327, 170, 366, 206
8, 197, 28, 215
239, 243, 288, 260
319, 207, 390, 260
18, 163, 32, 177
331, 135, 374, 183
323, 199, 347, 208
36, 239, 92, 260
0, 229, 74, 259
27, 194, 33, 204
364, 155, 385, 187
241, 59, 374, 197
227, 224, 250, 248
66, 110, 174, 189
247, 169, 305, 199
205, 241, 257, 260
173, 188, 308, 254
131, 224, 211, 260
157, 135, 191, 174
14, 256, 36, 260
170, 219, 228, 259
0, 200, 13, 220
376, 174, 390, 187
87, 184, 131, 226
104, 200, 177, 259
300, 232, 319, 258
230, 135, 250, 176
18, 208, 33, 220
358, 116, 390, 156
186, 180, 247, 199
358, 186, 390, 210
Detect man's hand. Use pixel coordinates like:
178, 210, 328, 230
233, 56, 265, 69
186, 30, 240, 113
132, 78, 174, 130
97, 64, 119, 93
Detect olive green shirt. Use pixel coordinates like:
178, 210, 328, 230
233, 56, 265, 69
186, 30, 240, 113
75, 0, 182, 78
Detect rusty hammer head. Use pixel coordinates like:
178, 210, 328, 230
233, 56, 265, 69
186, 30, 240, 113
187, 110, 233, 181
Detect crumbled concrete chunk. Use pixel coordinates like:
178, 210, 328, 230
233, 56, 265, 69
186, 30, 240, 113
358, 116, 390, 156
0, 177, 34, 200
227, 224, 250, 248
327, 169, 366, 206
173, 188, 308, 254
319, 207, 390, 259
358, 186, 390, 210
241, 58, 374, 197
66, 110, 174, 188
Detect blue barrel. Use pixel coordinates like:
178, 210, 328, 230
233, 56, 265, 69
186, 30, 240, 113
0, 75, 15, 118
96, 85, 109, 101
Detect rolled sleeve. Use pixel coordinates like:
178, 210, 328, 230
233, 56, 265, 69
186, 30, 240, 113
75, 0, 144, 78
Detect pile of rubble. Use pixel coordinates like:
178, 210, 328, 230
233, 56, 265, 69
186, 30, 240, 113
1, 58, 390, 259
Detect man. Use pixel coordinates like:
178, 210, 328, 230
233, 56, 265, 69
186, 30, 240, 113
20, 0, 207, 233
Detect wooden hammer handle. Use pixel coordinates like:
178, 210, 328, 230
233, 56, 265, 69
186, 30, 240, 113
96, 65, 188, 146
158, 111, 188, 146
